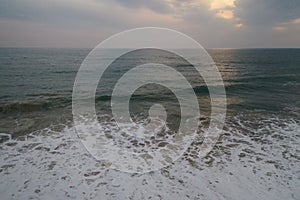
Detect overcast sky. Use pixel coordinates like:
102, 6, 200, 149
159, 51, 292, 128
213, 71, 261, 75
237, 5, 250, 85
0, 0, 299, 48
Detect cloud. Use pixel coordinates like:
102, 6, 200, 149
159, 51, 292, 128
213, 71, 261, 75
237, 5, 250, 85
108, 0, 172, 13
292, 18, 300, 24
273, 26, 285, 31
0, 0, 299, 47
216, 10, 234, 19
234, 0, 300, 26
210, 0, 235, 10
0, 0, 182, 47
235, 23, 243, 28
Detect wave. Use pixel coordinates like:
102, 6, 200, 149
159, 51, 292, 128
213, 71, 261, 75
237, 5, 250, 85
0, 79, 298, 114
0, 114, 299, 199
0, 97, 71, 113
283, 81, 300, 87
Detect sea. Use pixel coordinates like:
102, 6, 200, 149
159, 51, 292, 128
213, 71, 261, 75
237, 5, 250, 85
0, 48, 299, 199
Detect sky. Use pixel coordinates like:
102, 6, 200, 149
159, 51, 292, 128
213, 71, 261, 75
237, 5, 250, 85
0, 0, 299, 48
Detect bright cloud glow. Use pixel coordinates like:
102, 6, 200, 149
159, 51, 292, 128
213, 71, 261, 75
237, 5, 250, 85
206, 0, 236, 20
210, 0, 235, 10
273, 26, 286, 31
292, 18, 300, 24
216, 10, 234, 19
235, 23, 243, 28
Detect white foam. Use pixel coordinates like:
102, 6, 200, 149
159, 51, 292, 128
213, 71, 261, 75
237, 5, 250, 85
0, 117, 299, 199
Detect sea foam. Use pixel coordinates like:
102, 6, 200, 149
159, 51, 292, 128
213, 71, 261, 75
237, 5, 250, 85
0, 116, 299, 199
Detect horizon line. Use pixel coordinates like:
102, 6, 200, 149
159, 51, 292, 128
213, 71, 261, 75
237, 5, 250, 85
0, 46, 300, 50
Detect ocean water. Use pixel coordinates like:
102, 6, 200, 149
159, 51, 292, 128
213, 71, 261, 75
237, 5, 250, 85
0, 48, 299, 199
